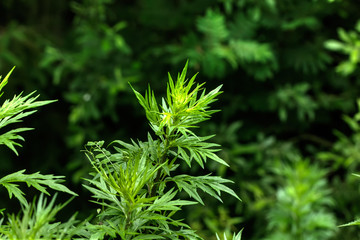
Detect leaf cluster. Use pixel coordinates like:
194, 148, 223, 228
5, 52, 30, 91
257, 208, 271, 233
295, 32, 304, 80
0, 67, 55, 155
0, 170, 77, 207
0, 68, 80, 239
83, 63, 242, 239
265, 160, 336, 240
0, 194, 81, 240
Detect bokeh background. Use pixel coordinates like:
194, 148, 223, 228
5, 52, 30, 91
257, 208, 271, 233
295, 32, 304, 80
1, 0, 360, 239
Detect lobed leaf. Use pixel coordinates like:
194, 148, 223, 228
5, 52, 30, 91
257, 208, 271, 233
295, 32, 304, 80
169, 174, 241, 205
0, 170, 77, 206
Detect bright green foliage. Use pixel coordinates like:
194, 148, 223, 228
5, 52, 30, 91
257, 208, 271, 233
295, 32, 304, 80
0, 194, 81, 240
0, 68, 76, 207
339, 217, 360, 228
0, 170, 77, 207
0, 68, 79, 239
83, 63, 241, 239
265, 160, 336, 240
216, 229, 243, 240
168, 174, 238, 205
131, 62, 222, 139
0, 67, 55, 155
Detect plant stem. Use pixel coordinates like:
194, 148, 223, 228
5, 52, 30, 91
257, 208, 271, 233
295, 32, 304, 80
149, 133, 171, 197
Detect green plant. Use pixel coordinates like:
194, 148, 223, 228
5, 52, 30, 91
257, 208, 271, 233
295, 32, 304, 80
0, 67, 52, 155
82, 62, 242, 239
4, 1, 360, 239
0, 194, 82, 240
0, 68, 76, 205
265, 159, 336, 240
0, 68, 80, 239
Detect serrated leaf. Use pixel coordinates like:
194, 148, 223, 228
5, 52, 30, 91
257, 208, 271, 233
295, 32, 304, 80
339, 219, 360, 227
0, 170, 77, 206
169, 175, 241, 204
2, 182, 27, 206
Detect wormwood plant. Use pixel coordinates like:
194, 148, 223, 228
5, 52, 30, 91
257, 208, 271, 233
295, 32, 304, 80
265, 159, 336, 240
0, 68, 79, 239
83, 62, 242, 239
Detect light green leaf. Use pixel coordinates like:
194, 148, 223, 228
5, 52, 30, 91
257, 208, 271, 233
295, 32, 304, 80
0, 170, 77, 206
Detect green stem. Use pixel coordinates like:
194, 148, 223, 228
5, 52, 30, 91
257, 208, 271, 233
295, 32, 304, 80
150, 133, 171, 197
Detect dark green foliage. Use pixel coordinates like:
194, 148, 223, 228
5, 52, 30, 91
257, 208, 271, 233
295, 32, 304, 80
325, 20, 360, 75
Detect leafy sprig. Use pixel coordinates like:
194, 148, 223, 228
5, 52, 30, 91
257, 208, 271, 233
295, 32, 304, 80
0, 67, 56, 155
0, 194, 82, 240
131, 61, 222, 138
84, 62, 242, 239
167, 174, 240, 205
0, 67, 78, 238
0, 170, 77, 207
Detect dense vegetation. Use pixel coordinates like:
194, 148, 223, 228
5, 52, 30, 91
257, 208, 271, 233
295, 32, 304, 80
1, 0, 360, 239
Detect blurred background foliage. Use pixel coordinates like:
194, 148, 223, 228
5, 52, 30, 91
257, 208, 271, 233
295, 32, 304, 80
2, 0, 360, 239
